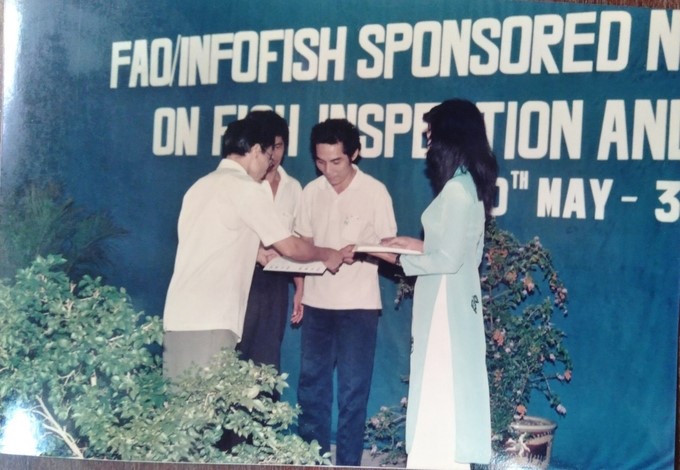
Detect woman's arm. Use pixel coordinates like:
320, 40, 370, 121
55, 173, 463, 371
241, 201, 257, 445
397, 181, 477, 276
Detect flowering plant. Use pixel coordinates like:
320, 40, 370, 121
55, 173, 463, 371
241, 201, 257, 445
364, 398, 408, 466
482, 220, 572, 447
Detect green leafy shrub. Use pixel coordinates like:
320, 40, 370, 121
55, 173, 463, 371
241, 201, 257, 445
0, 256, 329, 465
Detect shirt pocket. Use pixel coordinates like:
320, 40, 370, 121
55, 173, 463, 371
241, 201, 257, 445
279, 210, 295, 232
341, 214, 374, 243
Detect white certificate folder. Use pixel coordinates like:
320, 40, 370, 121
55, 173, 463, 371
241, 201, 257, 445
353, 245, 422, 255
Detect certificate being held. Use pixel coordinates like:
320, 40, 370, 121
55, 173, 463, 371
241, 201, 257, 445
353, 245, 422, 255
263, 257, 327, 274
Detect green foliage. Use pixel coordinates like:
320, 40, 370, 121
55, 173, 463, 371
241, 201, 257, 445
0, 256, 329, 465
0, 255, 164, 458
121, 351, 330, 465
0, 181, 127, 279
364, 401, 407, 466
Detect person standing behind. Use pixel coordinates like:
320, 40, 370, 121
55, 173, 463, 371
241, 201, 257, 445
294, 118, 397, 466
379, 99, 498, 469
236, 110, 302, 372
163, 116, 344, 380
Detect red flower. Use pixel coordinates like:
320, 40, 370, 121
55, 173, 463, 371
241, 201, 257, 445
492, 329, 505, 346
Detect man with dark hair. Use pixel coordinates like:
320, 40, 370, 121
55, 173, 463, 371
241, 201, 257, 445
294, 118, 397, 466
236, 110, 302, 372
163, 116, 344, 379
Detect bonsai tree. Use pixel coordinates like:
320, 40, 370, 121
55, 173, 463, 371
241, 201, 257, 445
482, 220, 572, 447
366, 220, 572, 462
0, 255, 328, 465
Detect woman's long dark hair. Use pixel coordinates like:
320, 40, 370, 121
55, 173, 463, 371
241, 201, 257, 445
424, 98, 499, 220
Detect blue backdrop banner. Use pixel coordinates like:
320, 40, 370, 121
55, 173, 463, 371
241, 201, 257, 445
1, 1, 678, 468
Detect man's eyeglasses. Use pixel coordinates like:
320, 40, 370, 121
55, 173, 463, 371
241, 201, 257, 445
264, 148, 275, 168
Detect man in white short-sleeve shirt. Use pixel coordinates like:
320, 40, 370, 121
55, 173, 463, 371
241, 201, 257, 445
294, 118, 397, 467
163, 116, 345, 379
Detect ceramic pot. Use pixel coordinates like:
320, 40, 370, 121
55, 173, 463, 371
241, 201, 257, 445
495, 415, 557, 469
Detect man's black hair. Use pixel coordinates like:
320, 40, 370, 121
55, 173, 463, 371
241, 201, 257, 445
221, 117, 276, 158
309, 118, 361, 161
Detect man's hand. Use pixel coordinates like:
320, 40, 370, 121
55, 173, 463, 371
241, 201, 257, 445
256, 246, 278, 266
323, 248, 344, 273
292, 289, 304, 323
291, 276, 304, 324
340, 244, 356, 265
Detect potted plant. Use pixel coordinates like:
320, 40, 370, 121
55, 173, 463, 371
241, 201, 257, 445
367, 220, 572, 468
481, 219, 572, 468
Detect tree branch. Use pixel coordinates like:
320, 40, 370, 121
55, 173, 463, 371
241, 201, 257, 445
34, 395, 84, 458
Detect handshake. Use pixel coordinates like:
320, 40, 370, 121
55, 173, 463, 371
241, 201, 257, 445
318, 236, 424, 273
256, 236, 423, 274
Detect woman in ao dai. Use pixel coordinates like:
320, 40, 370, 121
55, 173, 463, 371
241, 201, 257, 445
383, 99, 499, 469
